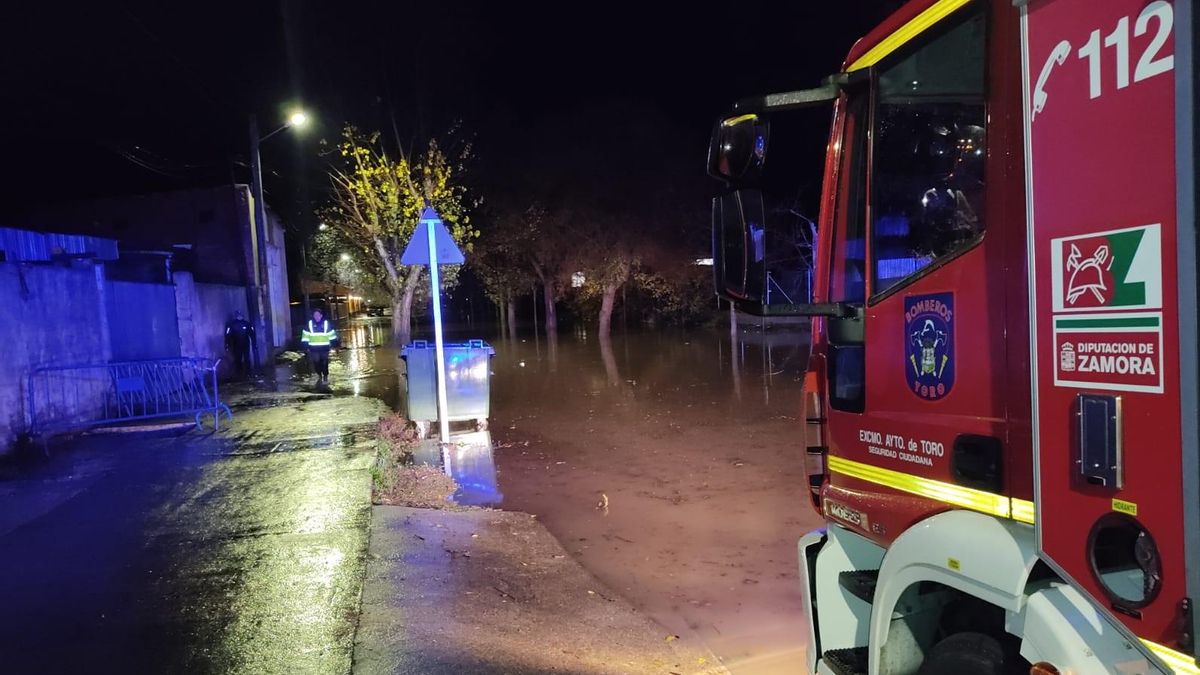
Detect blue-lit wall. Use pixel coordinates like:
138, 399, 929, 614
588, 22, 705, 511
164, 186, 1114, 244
2, 263, 255, 454
106, 280, 181, 361
0, 262, 112, 451
175, 272, 249, 377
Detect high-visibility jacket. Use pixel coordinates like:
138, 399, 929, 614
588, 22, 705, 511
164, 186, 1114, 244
301, 319, 338, 349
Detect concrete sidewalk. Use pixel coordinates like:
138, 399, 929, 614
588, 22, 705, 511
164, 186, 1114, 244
0, 391, 387, 674
354, 507, 724, 675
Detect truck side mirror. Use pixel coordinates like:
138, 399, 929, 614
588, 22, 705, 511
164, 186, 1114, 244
708, 114, 769, 183
712, 189, 765, 301
712, 189, 853, 319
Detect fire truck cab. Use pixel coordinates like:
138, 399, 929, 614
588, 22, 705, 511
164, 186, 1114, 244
709, 1, 1200, 673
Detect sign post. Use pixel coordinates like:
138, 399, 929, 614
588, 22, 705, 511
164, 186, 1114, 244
401, 207, 465, 446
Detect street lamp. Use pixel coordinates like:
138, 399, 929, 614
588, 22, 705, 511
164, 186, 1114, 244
340, 253, 351, 262
248, 108, 309, 371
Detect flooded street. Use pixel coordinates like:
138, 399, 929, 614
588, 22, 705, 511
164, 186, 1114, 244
325, 317, 822, 673
488, 329, 821, 673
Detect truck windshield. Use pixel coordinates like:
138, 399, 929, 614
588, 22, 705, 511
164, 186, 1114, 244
870, 9, 987, 297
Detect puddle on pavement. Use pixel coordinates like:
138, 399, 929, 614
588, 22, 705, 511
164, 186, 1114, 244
408, 430, 503, 507
314, 317, 816, 672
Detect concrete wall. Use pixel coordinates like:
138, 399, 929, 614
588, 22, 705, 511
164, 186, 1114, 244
14, 186, 293, 356
3, 263, 260, 454
175, 272, 250, 378
0, 262, 110, 451
107, 280, 181, 361
266, 218, 292, 348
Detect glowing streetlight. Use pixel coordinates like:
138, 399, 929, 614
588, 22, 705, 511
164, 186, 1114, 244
318, 223, 328, 231
289, 111, 308, 127
340, 253, 351, 262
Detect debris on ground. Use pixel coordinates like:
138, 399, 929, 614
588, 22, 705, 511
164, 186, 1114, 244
378, 412, 418, 449
371, 413, 465, 510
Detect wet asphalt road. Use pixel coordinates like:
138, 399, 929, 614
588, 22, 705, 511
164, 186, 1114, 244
0, 392, 388, 674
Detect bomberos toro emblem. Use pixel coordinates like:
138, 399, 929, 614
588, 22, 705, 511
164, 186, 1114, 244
905, 293, 955, 401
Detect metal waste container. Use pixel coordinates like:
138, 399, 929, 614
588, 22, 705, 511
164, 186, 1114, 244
401, 340, 495, 431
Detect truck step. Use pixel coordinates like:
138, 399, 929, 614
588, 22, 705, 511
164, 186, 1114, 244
823, 646, 869, 675
838, 569, 879, 604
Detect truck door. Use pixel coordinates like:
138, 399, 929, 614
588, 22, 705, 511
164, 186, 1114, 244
822, 1, 1033, 539
1022, 0, 1198, 667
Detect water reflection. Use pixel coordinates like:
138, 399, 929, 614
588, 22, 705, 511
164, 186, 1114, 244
483, 325, 809, 420
409, 429, 502, 507
323, 318, 809, 415
547, 332, 559, 372
326, 318, 402, 408
730, 329, 743, 402
446, 430, 502, 506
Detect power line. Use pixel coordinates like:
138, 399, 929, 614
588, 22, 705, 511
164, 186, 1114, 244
116, 3, 241, 115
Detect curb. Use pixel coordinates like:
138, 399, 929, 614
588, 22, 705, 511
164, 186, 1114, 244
85, 421, 195, 435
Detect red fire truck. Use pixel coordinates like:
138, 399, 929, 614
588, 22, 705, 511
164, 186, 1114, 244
709, 1, 1199, 673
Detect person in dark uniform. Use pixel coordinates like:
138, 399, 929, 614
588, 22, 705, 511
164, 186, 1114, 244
224, 311, 255, 379
301, 309, 338, 383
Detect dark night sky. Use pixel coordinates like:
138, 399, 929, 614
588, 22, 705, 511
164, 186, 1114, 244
1, 2, 902, 237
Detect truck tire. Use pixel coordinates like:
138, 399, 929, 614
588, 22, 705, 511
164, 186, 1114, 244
917, 632, 1018, 675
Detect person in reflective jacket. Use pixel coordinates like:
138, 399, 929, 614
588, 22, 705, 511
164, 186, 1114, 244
300, 309, 338, 383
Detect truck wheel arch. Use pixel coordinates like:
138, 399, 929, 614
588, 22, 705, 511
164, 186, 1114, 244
868, 510, 1039, 669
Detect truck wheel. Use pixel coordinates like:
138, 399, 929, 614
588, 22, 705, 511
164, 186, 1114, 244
917, 632, 1019, 675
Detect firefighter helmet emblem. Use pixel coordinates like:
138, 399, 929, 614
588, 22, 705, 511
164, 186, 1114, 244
904, 293, 955, 401
1065, 243, 1113, 305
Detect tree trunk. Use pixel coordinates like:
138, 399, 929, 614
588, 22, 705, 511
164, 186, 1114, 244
506, 298, 517, 339
392, 271, 421, 345
599, 333, 620, 386
392, 294, 411, 346
599, 283, 619, 338
542, 280, 558, 335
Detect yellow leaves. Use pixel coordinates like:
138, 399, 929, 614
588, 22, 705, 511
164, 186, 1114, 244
324, 125, 479, 260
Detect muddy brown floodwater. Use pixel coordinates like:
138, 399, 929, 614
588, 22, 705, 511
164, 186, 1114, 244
326, 318, 823, 674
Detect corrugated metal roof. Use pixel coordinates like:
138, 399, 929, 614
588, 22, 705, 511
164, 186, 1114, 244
0, 226, 119, 262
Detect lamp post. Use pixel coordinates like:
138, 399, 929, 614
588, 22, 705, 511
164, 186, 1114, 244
301, 222, 327, 320
247, 110, 308, 371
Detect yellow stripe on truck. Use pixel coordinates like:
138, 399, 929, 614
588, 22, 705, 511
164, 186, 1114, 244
1143, 640, 1200, 675
1010, 498, 1036, 525
846, 0, 973, 72
827, 455, 1033, 523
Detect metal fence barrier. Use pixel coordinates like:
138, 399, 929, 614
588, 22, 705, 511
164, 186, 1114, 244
27, 358, 233, 439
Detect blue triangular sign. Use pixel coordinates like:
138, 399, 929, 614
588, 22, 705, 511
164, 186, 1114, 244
400, 207, 465, 265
